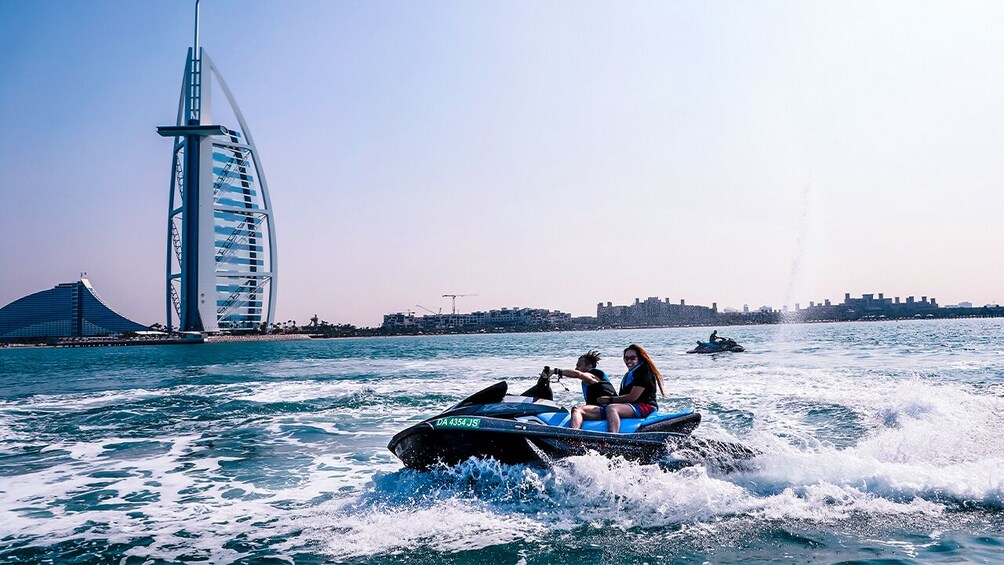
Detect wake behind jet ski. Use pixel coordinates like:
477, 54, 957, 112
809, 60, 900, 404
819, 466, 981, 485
388, 371, 703, 470
689, 330, 745, 353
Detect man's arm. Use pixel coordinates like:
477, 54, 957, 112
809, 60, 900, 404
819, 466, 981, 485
556, 368, 602, 384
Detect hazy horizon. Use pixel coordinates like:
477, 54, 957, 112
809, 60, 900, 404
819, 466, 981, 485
2, 1, 1002, 327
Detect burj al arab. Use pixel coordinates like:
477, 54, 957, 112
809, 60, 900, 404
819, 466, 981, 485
157, 1, 277, 333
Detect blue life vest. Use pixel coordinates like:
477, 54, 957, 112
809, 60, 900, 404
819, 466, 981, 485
621, 362, 643, 391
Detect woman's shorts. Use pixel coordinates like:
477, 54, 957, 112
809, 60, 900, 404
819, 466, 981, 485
629, 403, 656, 418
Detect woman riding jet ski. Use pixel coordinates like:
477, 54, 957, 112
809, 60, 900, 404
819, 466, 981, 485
387, 369, 702, 470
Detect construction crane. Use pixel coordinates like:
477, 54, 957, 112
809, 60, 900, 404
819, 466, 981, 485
416, 304, 441, 315
442, 293, 478, 315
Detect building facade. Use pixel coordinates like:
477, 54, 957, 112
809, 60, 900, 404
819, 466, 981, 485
786, 292, 940, 322
0, 279, 147, 339
383, 308, 571, 331
597, 297, 718, 327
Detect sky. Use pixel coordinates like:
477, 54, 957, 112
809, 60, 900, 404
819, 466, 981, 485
1, 0, 1003, 327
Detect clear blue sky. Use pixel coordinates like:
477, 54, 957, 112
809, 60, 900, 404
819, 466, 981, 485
1, 1, 1002, 326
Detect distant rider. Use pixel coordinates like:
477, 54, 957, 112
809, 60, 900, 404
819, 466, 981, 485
543, 349, 615, 406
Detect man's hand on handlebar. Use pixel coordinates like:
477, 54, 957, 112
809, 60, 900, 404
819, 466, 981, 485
541, 366, 565, 383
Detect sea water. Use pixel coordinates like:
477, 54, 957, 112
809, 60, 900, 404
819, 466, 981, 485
1, 319, 1002, 563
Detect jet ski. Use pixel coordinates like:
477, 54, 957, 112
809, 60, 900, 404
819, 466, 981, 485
688, 338, 745, 353
388, 373, 703, 470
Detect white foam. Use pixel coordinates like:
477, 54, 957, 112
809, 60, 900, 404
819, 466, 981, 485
303, 498, 546, 559
6, 388, 168, 411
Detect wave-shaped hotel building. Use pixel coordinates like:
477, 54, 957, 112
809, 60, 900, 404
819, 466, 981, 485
0, 279, 147, 339
157, 1, 277, 333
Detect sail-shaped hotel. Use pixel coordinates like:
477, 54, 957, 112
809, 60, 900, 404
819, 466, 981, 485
157, 2, 277, 333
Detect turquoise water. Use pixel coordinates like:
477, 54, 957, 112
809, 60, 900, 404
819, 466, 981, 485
1, 319, 1002, 563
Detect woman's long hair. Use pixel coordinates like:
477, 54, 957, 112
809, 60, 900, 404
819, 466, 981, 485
625, 344, 665, 397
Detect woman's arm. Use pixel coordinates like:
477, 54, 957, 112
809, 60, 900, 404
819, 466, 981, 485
597, 386, 644, 405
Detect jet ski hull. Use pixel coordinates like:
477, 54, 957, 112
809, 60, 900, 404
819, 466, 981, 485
389, 415, 694, 470
688, 341, 745, 354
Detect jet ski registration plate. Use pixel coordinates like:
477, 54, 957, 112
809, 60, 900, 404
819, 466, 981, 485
435, 417, 481, 429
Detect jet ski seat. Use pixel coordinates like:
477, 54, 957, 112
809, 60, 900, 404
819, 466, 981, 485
532, 408, 699, 434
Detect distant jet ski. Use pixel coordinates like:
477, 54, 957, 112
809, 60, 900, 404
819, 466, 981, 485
688, 338, 745, 354
388, 374, 703, 470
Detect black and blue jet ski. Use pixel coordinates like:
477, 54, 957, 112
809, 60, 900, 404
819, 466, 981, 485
388, 373, 703, 470
688, 338, 745, 354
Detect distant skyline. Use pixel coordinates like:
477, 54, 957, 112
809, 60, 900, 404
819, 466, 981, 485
2, 1, 1003, 327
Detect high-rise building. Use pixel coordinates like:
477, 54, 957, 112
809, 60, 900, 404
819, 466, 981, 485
157, 2, 277, 333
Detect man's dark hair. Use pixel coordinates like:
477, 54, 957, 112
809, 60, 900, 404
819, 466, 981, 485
580, 349, 602, 368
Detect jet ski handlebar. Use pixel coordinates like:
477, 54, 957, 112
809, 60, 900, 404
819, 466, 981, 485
543, 366, 569, 387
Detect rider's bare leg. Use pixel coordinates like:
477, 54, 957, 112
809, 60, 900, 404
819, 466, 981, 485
570, 405, 601, 429
605, 404, 637, 433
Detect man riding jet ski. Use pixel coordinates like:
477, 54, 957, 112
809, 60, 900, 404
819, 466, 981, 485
388, 369, 702, 470
688, 330, 745, 353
